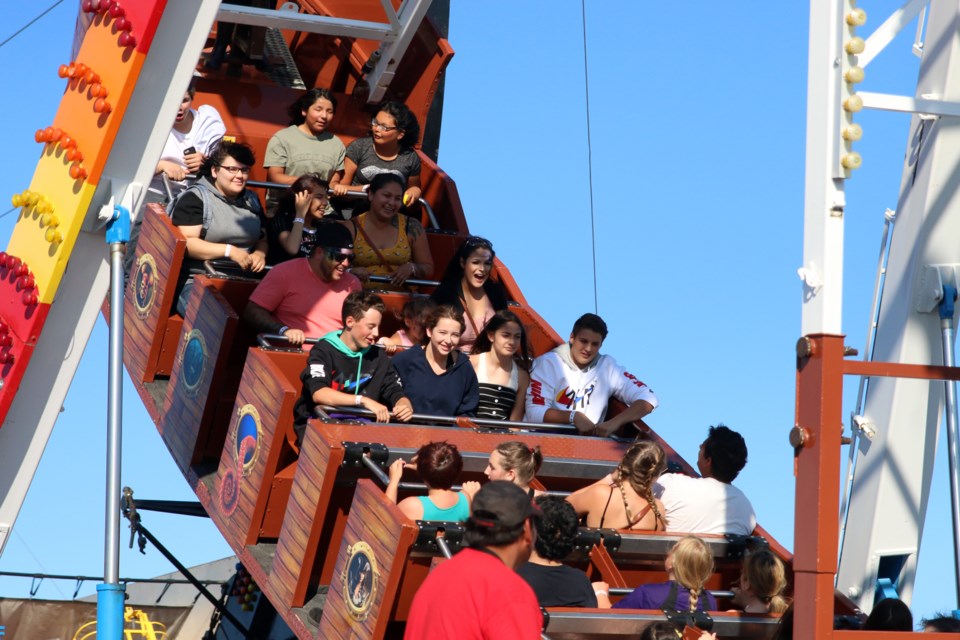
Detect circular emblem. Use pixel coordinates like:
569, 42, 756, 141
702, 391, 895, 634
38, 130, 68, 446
132, 253, 158, 319
180, 329, 207, 396
219, 467, 239, 516
233, 405, 262, 476
341, 541, 379, 621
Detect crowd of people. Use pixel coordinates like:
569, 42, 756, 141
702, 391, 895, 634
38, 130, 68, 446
141, 85, 956, 638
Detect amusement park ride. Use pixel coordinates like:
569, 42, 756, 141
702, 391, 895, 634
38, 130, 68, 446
0, 0, 958, 637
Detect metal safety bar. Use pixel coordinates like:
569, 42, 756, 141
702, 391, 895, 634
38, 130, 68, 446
255, 333, 413, 351
607, 587, 736, 599
366, 274, 440, 287
173, 173, 440, 229
317, 404, 579, 434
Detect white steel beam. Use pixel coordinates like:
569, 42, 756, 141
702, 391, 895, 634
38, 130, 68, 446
367, 0, 434, 102
800, 0, 847, 336
860, 91, 960, 118
217, 3, 396, 41
859, 0, 929, 68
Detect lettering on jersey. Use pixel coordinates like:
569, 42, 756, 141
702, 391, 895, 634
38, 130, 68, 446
310, 364, 326, 378
623, 371, 649, 390
556, 384, 595, 410
530, 380, 545, 406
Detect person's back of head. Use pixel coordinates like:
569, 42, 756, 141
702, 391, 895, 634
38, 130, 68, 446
741, 549, 789, 613
703, 424, 748, 483
494, 441, 543, 487
670, 536, 714, 612
531, 495, 579, 561
415, 441, 462, 490
620, 440, 667, 500
770, 603, 794, 640
921, 612, 960, 632
465, 480, 539, 549
640, 620, 683, 640
863, 597, 913, 631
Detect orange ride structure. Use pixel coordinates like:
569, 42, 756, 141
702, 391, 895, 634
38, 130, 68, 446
0, 1, 952, 638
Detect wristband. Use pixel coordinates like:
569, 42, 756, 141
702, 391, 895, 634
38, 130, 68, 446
569, 410, 578, 425
224, 244, 232, 258
278, 325, 289, 335
293, 218, 305, 225
355, 395, 363, 407
594, 590, 608, 597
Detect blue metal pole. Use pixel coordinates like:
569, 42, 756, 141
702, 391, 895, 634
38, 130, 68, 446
99, 205, 130, 637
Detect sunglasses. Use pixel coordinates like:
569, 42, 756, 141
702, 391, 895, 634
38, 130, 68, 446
323, 247, 354, 263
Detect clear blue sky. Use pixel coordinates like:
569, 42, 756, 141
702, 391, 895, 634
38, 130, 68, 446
0, 0, 955, 622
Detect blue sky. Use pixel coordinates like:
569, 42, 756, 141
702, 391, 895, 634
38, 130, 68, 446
0, 0, 955, 622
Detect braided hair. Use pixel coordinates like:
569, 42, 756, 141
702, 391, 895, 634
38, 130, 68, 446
670, 536, 714, 612
616, 440, 667, 528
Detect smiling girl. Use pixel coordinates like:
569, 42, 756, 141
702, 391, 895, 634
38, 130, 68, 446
391, 304, 479, 417
432, 236, 509, 353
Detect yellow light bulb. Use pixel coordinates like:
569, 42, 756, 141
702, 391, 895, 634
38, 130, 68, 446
842, 152, 862, 170
842, 124, 863, 141
846, 8, 867, 26
844, 95, 864, 112
844, 66, 865, 84
845, 37, 866, 55
11, 195, 21, 207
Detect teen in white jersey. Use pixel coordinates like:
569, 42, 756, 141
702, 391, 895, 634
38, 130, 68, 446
524, 313, 658, 437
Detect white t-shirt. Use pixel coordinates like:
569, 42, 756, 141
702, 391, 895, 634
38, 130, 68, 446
654, 473, 756, 535
525, 346, 658, 424
148, 105, 226, 200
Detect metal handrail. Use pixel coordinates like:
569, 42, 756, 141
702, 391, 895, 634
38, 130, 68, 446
176, 174, 440, 228
317, 404, 579, 434
367, 274, 440, 287
255, 333, 414, 350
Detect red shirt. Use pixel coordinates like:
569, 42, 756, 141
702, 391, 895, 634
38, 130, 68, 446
405, 548, 543, 640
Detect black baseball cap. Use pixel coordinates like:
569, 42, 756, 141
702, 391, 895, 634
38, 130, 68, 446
314, 221, 354, 252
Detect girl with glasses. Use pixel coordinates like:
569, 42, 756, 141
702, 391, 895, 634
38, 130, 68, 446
431, 236, 509, 354
331, 101, 422, 210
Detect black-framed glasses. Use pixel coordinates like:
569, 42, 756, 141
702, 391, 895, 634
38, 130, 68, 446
217, 164, 251, 175
323, 247, 354, 263
371, 119, 398, 132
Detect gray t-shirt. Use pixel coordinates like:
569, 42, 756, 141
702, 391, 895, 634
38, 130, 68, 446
345, 136, 421, 186
263, 125, 346, 209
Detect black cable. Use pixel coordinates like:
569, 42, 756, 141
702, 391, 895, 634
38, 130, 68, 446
0, 207, 18, 220
580, 0, 599, 314
0, 0, 66, 50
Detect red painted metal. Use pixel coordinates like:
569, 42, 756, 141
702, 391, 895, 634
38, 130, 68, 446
794, 334, 846, 640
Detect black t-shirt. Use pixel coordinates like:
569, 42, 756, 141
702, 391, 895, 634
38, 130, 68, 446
516, 562, 598, 608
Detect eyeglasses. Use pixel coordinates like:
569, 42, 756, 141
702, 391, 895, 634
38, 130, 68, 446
217, 165, 251, 175
371, 119, 399, 132
323, 247, 354, 263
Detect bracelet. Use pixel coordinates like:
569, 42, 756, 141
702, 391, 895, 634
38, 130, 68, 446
594, 590, 608, 597
278, 325, 289, 335
568, 410, 578, 425
354, 395, 363, 407
293, 218, 305, 225
224, 244, 232, 258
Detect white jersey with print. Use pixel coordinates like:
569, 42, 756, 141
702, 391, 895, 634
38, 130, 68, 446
524, 344, 658, 425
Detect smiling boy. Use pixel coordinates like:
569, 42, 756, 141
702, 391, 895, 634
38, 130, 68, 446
525, 313, 658, 437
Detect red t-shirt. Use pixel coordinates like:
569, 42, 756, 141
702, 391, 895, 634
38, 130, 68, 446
248, 257, 360, 343
404, 548, 543, 640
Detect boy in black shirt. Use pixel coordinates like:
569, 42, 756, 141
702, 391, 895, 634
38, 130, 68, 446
292, 291, 413, 442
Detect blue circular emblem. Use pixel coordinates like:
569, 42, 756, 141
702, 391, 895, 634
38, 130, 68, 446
180, 329, 207, 396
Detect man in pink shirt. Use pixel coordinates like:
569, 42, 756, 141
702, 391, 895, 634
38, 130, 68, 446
244, 223, 360, 346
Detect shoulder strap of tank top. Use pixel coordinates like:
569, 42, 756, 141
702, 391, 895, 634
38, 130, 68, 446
598, 484, 616, 528
354, 215, 393, 271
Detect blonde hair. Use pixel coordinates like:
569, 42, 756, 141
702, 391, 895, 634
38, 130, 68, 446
494, 441, 543, 486
670, 536, 714, 612
743, 549, 789, 613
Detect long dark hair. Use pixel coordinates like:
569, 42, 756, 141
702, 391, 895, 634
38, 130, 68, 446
287, 88, 337, 125
471, 309, 531, 371
432, 236, 508, 311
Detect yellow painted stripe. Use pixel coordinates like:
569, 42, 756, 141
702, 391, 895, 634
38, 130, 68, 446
7, 146, 97, 305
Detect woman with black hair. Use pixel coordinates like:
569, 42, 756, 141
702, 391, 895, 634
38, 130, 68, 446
332, 101, 422, 207
431, 236, 509, 354
517, 495, 597, 607
263, 88, 345, 214
169, 141, 267, 315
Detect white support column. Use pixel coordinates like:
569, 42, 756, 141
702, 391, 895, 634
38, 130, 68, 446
801, 0, 847, 336
0, 0, 223, 556
366, 0, 434, 103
